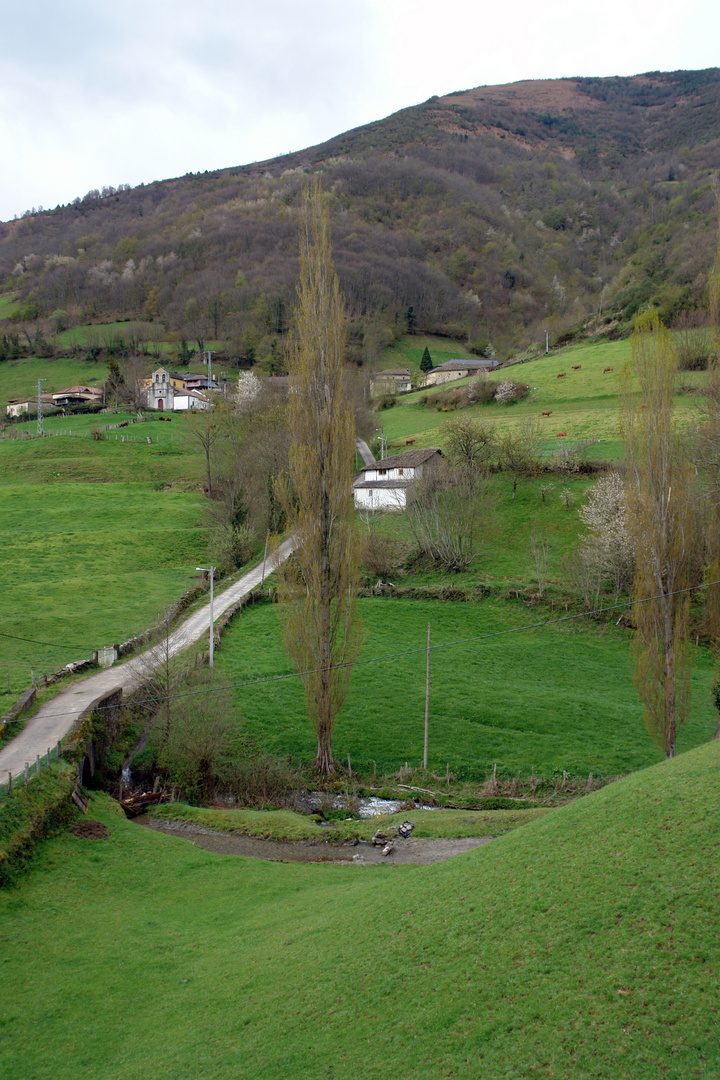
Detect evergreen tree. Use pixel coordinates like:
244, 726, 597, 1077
420, 346, 433, 373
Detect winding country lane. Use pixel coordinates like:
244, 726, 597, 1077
0, 537, 296, 783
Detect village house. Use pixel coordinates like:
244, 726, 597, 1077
369, 368, 413, 396
6, 393, 56, 418
422, 358, 501, 387
51, 385, 103, 408
353, 447, 442, 511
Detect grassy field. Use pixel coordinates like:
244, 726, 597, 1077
0, 355, 108, 400
0, 292, 19, 319
378, 337, 708, 457
0, 479, 207, 704
380, 333, 475, 381
213, 595, 717, 778
2, 739, 718, 1079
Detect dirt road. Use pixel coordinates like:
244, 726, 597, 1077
0, 538, 296, 782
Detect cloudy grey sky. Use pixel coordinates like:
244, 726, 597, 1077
2, 0, 719, 222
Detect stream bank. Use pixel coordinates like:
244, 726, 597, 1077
139, 816, 492, 864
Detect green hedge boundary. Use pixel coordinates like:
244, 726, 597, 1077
0, 763, 77, 886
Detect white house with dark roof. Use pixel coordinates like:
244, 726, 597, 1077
423, 358, 500, 387
353, 447, 442, 511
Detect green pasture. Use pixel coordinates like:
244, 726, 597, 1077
362, 470, 595, 586
0, 293, 19, 320
2, 740, 718, 1079
0, 411, 202, 486
381, 333, 474, 380
214, 596, 717, 777
0, 356, 108, 401
0, 481, 206, 705
379, 337, 708, 453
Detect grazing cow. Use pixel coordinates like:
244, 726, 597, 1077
572, 365, 581, 370
119, 421, 129, 428
405, 438, 415, 445
557, 372, 566, 378
603, 366, 613, 373
541, 410, 552, 417
556, 431, 567, 437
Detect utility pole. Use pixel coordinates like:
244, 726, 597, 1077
205, 350, 213, 391
423, 623, 431, 770
196, 566, 215, 667
545, 330, 549, 354
37, 378, 46, 436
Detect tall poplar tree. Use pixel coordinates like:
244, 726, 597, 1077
621, 309, 694, 758
276, 180, 361, 774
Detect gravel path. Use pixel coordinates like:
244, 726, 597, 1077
0, 537, 296, 782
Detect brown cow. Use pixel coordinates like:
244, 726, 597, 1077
405, 438, 415, 445
603, 366, 613, 373
572, 365, 581, 370
557, 372, 566, 378
541, 410, 552, 417
556, 431, 567, 437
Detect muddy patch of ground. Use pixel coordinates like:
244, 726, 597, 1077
70, 820, 110, 839
140, 817, 492, 865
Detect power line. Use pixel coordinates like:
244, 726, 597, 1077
0, 630, 91, 651
4, 578, 718, 724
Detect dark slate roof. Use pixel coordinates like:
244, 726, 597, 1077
434, 359, 499, 371
372, 368, 412, 377
357, 447, 442, 473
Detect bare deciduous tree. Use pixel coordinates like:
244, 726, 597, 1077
621, 308, 694, 758
405, 463, 491, 572
276, 180, 361, 774
498, 420, 540, 499
442, 414, 496, 478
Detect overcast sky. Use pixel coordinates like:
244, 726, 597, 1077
2, 0, 719, 223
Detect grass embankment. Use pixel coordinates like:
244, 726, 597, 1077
379, 337, 708, 458
1, 740, 718, 1078
215, 595, 717, 778
152, 802, 550, 842
0, 762, 76, 885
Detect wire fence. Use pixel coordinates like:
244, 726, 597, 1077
0, 427, 176, 444
0, 740, 64, 797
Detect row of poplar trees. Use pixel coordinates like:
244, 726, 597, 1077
278, 179, 720, 772
622, 234, 720, 760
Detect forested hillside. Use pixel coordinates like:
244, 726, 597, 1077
2, 68, 719, 369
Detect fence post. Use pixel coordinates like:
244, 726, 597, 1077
47, 748, 50, 768
24, 763, 29, 786
36, 754, 40, 777
57, 740, 62, 761
7, 771, 11, 793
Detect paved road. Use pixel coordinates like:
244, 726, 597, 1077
0, 537, 296, 782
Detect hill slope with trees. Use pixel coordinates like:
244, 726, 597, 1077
2, 69, 720, 369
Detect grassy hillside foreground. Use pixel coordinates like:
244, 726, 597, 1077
2, 739, 718, 1078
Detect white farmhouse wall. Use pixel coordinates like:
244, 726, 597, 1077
354, 487, 407, 511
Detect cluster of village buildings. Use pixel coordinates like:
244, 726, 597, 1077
6, 356, 498, 511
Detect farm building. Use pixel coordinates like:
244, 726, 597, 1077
423, 358, 500, 386
353, 447, 442, 511
6, 393, 56, 418
370, 368, 413, 395
51, 385, 103, 407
